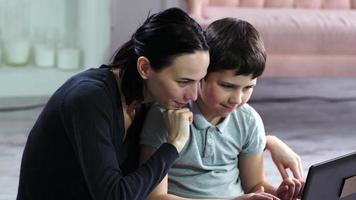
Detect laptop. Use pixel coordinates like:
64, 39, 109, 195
301, 151, 356, 200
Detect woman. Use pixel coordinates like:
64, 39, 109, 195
17, 8, 209, 200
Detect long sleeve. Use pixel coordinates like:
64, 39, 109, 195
60, 81, 179, 200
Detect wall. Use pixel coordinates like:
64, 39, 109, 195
0, 0, 111, 97
0, 0, 181, 98
110, 0, 181, 55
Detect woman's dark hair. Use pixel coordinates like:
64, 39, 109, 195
109, 8, 208, 105
205, 18, 266, 78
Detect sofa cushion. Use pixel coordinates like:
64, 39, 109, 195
239, 0, 264, 7
352, 0, 356, 8
294, 0, 322, 8
201, 7, 356, 55
265, 0, 294, 8
322, 0, 351, 9
209, 0, 239, 6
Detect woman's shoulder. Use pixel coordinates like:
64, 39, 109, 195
54, 67, 118, 108
69, 66, 114, 87
62, 67, 115, 94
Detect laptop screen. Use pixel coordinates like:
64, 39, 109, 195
302, 151, 356, 200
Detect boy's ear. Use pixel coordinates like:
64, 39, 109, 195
136, 56, 151, 80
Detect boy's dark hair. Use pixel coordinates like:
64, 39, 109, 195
205, 17, 266, 78
109, 8, 208, 106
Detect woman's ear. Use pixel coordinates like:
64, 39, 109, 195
136, 56, 151, 80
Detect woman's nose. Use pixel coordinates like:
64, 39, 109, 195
183, 84, 198, 101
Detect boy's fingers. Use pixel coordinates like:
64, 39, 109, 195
282, 178, 295, 199
253, 193, 279, 200
296, 179, 305, 198
277, 164, 289, 179
290, 163, 302, 180
292, 178, 303, 199
299, 161, 304, 179
256, 186, 265, 193
276, 184, 288, 199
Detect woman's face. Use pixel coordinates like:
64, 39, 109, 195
145, 50, 209, 110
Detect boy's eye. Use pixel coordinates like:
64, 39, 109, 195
243, 85, 255, 91
220, 83, 234, 89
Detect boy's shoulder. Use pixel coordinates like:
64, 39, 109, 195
234, 103, 256, 115
232, 103, 261, 122
145, 102, 164, 118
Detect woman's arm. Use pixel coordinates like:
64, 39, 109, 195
62, 84, 179, 200
140, 145, 191, 200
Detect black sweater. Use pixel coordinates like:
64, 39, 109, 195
17, 66, 178, 200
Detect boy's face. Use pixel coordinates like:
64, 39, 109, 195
197, 70, 256, 122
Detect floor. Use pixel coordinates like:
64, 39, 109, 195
0, 105, 42, 200
1, 78, 356, 199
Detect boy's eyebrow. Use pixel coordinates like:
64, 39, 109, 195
220, 80, 256, 87
244, 83, 256, 88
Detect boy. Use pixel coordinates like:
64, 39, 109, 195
140, 18, 303, 200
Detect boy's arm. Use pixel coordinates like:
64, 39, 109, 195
239, 153, 277, 196
140, 145, 230, 200
239, 153, 304, 200
265, 135, 303, 180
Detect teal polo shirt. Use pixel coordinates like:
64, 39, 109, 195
140, 101, 266, 199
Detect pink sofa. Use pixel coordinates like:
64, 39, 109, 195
184, 0, 356, 77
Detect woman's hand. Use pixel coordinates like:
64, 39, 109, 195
164, 108, 193, 153
266, 135, 303, 180
234, 186, 280, 200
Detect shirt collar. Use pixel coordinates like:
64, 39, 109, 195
191, 101, 232, 134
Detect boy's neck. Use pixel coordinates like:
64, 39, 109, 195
196, 97, 223, 126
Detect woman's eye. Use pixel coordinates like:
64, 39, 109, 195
178, 81, 190, 86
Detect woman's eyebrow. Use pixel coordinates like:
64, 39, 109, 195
178, 78, 196, 82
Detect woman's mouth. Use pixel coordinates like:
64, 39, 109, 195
221, 104, 236, 111
174, 101, 188, 109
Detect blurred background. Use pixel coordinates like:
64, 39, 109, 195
1, 0, 356, 199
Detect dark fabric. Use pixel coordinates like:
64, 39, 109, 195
252, 77, 356, 101
16, 66, 179, 200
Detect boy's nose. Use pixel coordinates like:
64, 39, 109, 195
230, 91, 243, 105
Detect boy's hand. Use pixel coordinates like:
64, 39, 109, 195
234, 186, 280, 200
266, 135, 303, 180
164, 108, 193, 153
276, 178, 304, 200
